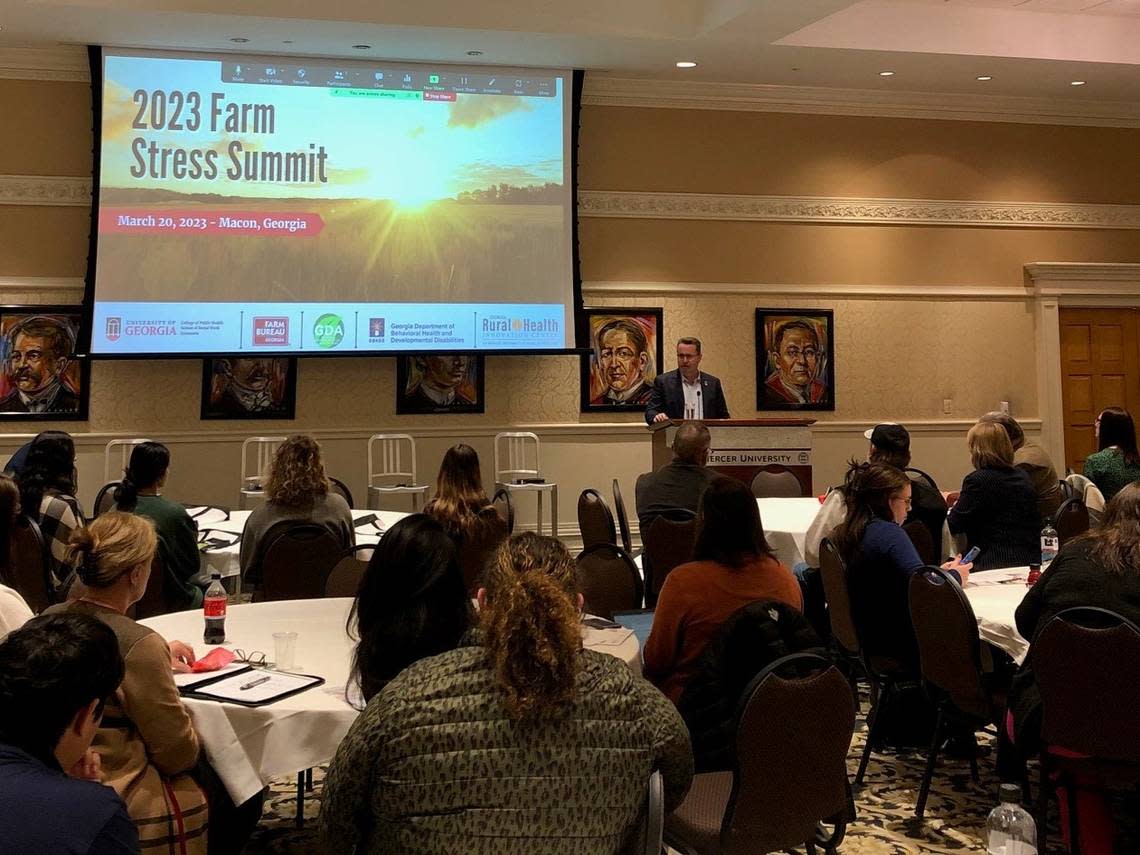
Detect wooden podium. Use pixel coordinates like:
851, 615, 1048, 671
649, 418, 817, 496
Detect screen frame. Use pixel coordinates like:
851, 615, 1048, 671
79, 46, 586, 359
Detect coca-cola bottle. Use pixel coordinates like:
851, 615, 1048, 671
203, 573, 226, 645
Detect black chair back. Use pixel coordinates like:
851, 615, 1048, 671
94, 481, 119, 517
612, 478, 635, 555
328, 477, 355, 509
902, 519, 937, 566
259, 522, 345, 601
818, 538, 861, 658
1053, 496, 1090, 546
904, 467, 939, 492
577, 543, 642, 619
578, 488, 617, 551
458, 511, 509, 595
132, 550, 173, 619
324, 544, 375, 598
643, 514, 696, 602
4, 516, 53, 613
491, 488, 515, 534
749, 466, 804, 499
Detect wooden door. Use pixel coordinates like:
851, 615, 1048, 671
1059, 308, 1140, 473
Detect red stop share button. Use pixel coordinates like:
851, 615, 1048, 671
99, 209, 325, 236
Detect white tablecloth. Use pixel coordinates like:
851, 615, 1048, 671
963, 566, 1031, 664
193, 508, 408, 581
754, 497, 822, 567
140, 598, 640, 804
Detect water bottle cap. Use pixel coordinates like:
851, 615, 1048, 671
999, 782, 1021, 803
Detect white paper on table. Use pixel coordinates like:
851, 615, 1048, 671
966, 569, 1028, 587
190, 670, 322, 704
582, 627, 634, 647
187, 507, 231, 526
173, 662, 251, 689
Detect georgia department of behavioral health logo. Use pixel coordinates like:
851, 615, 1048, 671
312, 313, 344, 349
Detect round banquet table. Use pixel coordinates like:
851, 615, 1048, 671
962, 566, 1031, 665
140, 598, 641, 804
754, 497, 824, 568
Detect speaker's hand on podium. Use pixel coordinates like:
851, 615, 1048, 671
652, 413, 670, 424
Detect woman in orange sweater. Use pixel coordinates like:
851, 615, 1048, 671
643, 476, 803, 703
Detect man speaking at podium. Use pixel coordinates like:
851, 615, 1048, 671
645, 336, 730, 424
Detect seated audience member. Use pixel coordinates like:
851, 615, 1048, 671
3, 433, 43, 477
320, 532, 694, 855
948, 422, 1040, 571
644, 476, 803, 703
346, 514, 472, 704
0, 583, 31, 637
0, 474, 32, 636
0, 612, 139, 854
804, 422, 946, 567
239, 435, 354, 585
635, 421, 719, 533
1009, 482, 1140, 855
1083, 406, 1140, 502
16, 430, 84, 586
834, 463, 970, 670
978, 411, 1062, 520
114, 441, 204, 609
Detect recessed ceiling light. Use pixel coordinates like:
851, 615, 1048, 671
229, 37, 249, 43
976, 75, 992, 81
467, 50, 484, 56
1071, 80, 1086, 86
675, 61, 698, 69
879, 70, 894, 77
352, 44, 371, 50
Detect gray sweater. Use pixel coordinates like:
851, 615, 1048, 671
238, 493, 354, 582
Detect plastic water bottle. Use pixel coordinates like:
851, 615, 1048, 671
987, 783, 1037, 854
203, 573, 227, 645
1040, 519, 1059, 569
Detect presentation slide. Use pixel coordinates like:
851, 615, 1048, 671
88, 48, 576, 355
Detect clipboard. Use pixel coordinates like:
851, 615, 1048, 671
181, 669, 325, 707
174, 663, 253, 693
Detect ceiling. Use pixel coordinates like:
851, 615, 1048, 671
0, 0, 1138, 102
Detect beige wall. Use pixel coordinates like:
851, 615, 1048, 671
2, 75, 1137, 537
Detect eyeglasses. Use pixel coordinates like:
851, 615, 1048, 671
891, 495, 913, 508
233, 649, 267, 667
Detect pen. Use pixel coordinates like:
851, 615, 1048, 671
239, 676, 271, 691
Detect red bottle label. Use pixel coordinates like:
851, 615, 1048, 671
204, 596, 226, 618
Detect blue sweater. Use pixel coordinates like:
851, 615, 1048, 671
0, 743, 139, 854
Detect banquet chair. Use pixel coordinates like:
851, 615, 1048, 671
908, 567, 1007, 818
104, 437, 152, 484
328, 476, 355, 509
93, 481, 119, 516
625, 771, 664, 855
1030, 607, 1140, 854
491, 487, 515, 534
818, 538, 912, 785
902, 519, 937, 566
239, 436, 286, 509
257, 523, 344, 601
904, 467, 940, 492
3, 515, 53, 613
578, 488, 617, 550
324, 545, 374, 598
1083, 483, 1106, 526
1054, 496, 1090, 546
366, 433, 428, 511
576, 543, 642, 619
749, 466, 803, 499
131, 550, 173, 620
665, 653, 855, 855
456, 512, 509, 595
642, 512, 696, 606
612, 478, 639, 557
494, 431, 558, 537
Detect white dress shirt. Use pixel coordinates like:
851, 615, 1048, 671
681, 373, 703, 419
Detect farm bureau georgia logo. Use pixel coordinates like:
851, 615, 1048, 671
312, 313, 345, 349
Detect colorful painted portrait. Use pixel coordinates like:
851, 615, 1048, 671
201, 357, 296, 419
0, 307, 88, 420
580, 308, 663, 413
397, 354, 484, 415
756, 309, 835, 411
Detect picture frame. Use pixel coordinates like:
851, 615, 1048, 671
200, 357, 297, 420
579, 307, 664, 413
396, 354, 485, 415
755, 309, 835, 411
0, 305, 89, 421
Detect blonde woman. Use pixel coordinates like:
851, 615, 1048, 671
947, 421, 1040, 571
238, 435, 354, 585
320, 532, 693, 855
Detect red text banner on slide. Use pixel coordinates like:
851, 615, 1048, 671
99, 208, 325, 236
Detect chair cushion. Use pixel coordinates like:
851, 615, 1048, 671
665, 771, 732, 854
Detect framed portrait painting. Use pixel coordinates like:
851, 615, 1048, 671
396, 354, 485, 415
755, 309, 835, 411
0, 306, 89, 420
201, 357, 297, 419
579, 308, 664, 413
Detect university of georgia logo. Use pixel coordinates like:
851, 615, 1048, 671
105, 317, 122, 342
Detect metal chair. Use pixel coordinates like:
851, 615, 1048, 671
3, 516, 53, 613
749, 466, 804, 499
491, 488, 515, 534
239, 436, 286, 509
904, 467, 940, 492
642, 512, 696, 605
328, 476, 355, 509
665, 653, 855, 854
577, 488, 617, 551
576, 543, 643, 619
324, 545, 374, 598
1054, 496, 1090, 546
104, 438, 151, 484
494, 431, 558, 537
93, 481, 119, 517
366, 434, 428, 511
251, 522, 346, 599
612, 478, 638, 557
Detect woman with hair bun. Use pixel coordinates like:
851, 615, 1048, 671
115, 441, 204, 609
321, 532, 694, 855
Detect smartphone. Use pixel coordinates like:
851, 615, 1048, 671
960, 546, 982, 565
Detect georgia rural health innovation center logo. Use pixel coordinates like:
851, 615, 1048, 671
312, 313, 345, 349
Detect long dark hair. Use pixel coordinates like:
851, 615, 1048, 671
0, 475, 20, 568
692, 476, 774, 567
1098, 407, 1140, 467
347, 514, 470, 703
424, 444, 490, 539
17, 431, 76, 515
114, 441, 170, 512
1085, 481, 1140, 575
831, 461, 910, 562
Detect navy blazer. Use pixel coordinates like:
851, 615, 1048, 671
645, 370, 730, 424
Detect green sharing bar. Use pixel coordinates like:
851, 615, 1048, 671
330, 89, 423, 100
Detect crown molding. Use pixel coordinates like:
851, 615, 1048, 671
582, 280, 1030, 300
1025, 262, 1140, 282
0, 175, 91, 206
579, 190, 1140, 230
0, 46, 89, 82
582, 76, 1140, 128
0, 276, 85, 298
1025, 262, 1140, 302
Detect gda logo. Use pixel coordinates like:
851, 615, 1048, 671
313, 313, 344, 349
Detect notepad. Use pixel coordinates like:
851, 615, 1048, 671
186, 670, 325, 706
